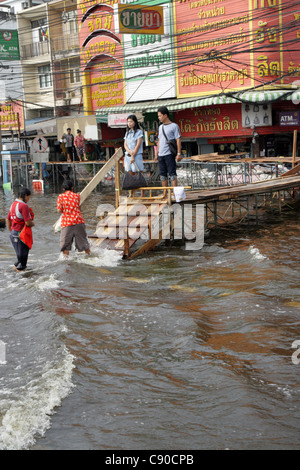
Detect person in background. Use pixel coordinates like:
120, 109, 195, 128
57, 179, 90, 257
155, 106, 182, 188
124, 114, 144, 176
154, 131, 159, 160
61, 128, 74, 163
7, 187, 35, 271
74, 129, 87, 162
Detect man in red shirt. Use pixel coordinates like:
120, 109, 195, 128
7, 187, 35, 271
57, 179, 90, 257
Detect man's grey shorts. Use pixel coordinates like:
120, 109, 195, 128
60, 224, 90, 252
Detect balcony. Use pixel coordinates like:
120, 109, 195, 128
55, 87, 82, 107
51, 34, 79, 59
21, 41, 50, 59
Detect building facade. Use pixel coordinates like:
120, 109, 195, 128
2, 0, 299, 159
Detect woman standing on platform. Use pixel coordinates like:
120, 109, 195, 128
74, 129, 87, 162
124, 115, 144, 176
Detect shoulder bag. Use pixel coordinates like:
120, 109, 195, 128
122, 162, 148, 190
162, 125, 178, 157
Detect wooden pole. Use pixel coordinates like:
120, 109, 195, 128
17, 113, 21, 141
80, 147, 123, 205
292, 130, 297, 168
115, 158, 121, 209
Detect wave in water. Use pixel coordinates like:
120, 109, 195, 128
0, 346, 75, 450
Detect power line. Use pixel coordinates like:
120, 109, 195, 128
2, 0, 299, 116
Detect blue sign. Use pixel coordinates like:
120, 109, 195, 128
279, 111, 300, 126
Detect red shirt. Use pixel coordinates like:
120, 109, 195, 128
57, 191, 85, 228
74, 135, 85, 148
7, 199, 32, 232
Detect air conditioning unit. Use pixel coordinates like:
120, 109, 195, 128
64, 91, 71, 99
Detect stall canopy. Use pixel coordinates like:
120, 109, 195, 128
95, 89, 300, 120
24, 118, 57, 137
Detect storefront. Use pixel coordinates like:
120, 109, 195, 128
95, 89, 300, 160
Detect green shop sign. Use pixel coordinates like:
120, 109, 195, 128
0, 30, 20, 61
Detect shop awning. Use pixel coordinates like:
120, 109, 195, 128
95, 89, 300, 120
24, 118, 57, 137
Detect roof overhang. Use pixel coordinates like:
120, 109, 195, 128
95, 89, 300, 121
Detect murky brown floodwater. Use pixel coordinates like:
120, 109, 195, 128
0, 187, 299, 450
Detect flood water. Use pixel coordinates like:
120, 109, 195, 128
0, 187, 300, 450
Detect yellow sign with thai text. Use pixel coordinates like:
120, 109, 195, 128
114, 4, 164, 35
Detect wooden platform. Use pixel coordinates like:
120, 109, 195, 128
89, 196, 170, 260
191, 155, 300, 164
181, 174, 300, 204
50, 147, 300, 259
89, 173, 300, 258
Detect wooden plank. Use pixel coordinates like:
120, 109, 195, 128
182, 175, 300, 203
191, 155, 300, 164
53, 148, 123, 231
80, 147, 123, 205
280, 164, 300, 178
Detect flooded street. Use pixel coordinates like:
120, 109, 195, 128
0, 188, 300, 450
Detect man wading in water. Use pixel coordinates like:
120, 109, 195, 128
7, 187, 35, 272
57, 179, 90, 257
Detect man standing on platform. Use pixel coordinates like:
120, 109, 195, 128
61, 128, 74, 163
155, 106, 182, 188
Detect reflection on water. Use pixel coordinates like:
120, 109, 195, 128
0, 189, 300, 450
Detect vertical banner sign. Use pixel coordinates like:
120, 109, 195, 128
0, 101, 24, 131
173, 0, 300, 98
173, 0, 253, 97
77, 0, 126, 114
78, 0, 176, 112
122, 1, 176, 103
252, 0, 300, 86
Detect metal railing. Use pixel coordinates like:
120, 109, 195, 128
176, 161, 289, 189
20, 41, 50, 59
51, 34, 79, 57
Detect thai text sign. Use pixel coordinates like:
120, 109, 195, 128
173, 0, 300, 97
122, 1, 175, 103
0, 30, 20, 61
77, 0, 126, 112
0, 101, 24, 131
175, 105, 250, 138
108, 113, 131, 128
115, 5, 164, 35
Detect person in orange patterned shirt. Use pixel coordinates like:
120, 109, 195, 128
57, 179, 90, 257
